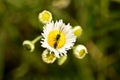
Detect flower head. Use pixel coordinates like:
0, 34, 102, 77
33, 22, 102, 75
73, 44, 88, 59
38, 10, 52, 24
41, 20, 76, 58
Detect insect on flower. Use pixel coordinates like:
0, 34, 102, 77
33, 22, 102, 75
41, 20, 76, 58
54, 26, 64, 49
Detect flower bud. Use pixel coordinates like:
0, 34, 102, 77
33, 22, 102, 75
73, 26, 82, 37
23, 40, 35, 52
42, 49, 56, 64
38, 10, 52, 24
58, 56, 67, 65
23, 36, 41, 52
73, 45, 88, 59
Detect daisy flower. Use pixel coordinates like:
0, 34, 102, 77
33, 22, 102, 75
41, 20, 76, 58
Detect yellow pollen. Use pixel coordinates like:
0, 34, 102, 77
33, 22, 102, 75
47, 30, 66, 49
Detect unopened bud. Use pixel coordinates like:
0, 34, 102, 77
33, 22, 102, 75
73, 45, 88, 59
23, 40, 35, 52
38, 10, 52, 24
73, 26, 82, 37
42, 49, 56, 64
58, 56, 67, 65
23, 36, 41, 52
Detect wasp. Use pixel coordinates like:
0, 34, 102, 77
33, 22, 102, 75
54, 34, 61, 48
53, 25, 64, 49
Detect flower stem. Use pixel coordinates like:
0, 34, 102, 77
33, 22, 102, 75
32, 36, 41, 44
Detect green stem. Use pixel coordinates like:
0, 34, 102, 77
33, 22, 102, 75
31, 36, 41, 44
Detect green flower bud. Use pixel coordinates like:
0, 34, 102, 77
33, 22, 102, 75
23, 40, 35, 52
23, 36, 41, 52
58, 56, 67, 66
73, 26, 82, 37
73, 45, 88, 59
38, 10, 52, 24
42, 49, 56, 64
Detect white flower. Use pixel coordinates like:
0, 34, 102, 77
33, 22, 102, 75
73, 44, 88, 59
41, 20, 76, 58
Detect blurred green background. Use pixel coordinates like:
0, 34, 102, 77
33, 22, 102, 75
0, 0, 120, 80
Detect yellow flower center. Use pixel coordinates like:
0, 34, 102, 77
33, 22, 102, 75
47, 30, 66, 49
